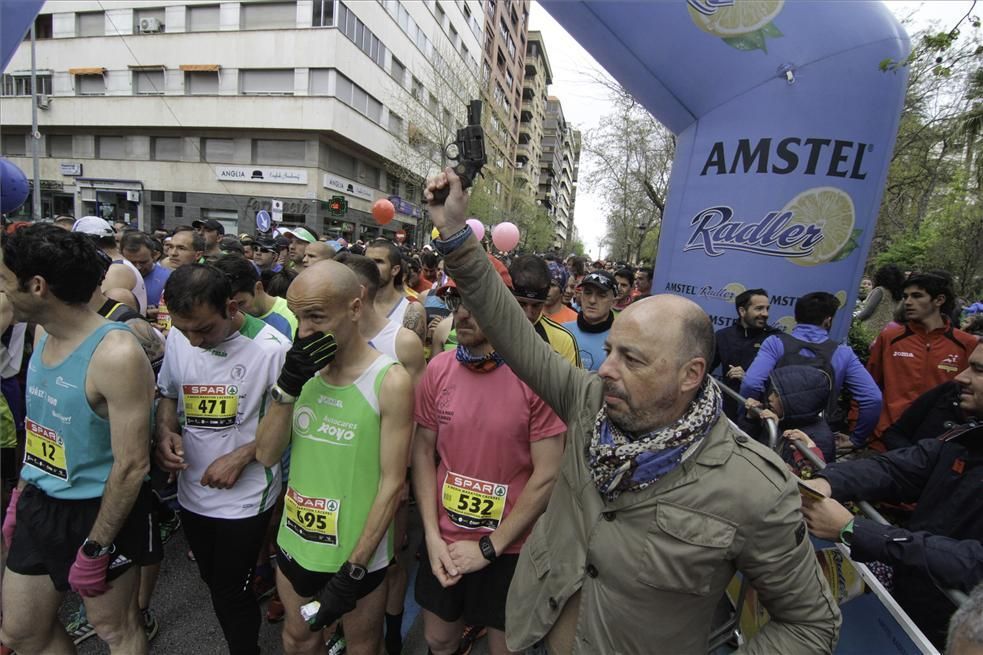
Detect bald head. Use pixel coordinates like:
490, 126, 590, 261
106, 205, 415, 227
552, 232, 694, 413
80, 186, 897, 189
622, 294, 714, 369
287, 260, 365, 344
291, 260, 361, 305
599, 293, 714, 433
303, 241, 336, 268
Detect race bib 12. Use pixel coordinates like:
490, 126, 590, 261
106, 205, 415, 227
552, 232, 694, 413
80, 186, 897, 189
24, 418, 68, 480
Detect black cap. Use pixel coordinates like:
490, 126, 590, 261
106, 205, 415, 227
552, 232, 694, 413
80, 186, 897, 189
580, 271, 617, 295
253, 236, 277, 252
218, 236, 245, 255
192, 219, 225, 234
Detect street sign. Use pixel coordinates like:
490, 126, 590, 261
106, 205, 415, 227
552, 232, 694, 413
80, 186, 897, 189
255, 209, 272, 233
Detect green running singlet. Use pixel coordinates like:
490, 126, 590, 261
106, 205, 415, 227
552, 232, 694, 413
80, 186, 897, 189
277, 354, 396, 574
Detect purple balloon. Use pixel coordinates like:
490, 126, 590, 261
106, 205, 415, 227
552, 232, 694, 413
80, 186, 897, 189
492, 222, 520, 252
466, 218, 485, 241
0, 158, 30, 214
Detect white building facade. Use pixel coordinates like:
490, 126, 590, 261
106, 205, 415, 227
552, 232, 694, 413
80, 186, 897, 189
1, 0, 482, 242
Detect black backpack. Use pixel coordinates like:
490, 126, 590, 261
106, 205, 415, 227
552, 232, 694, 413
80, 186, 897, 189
774, 332, 843, 428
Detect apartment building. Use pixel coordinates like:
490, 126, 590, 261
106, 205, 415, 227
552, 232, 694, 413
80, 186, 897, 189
1, 0, 482, 243
515, 29, 549, 202
478, 0, 528, 203
538, 95, 579, 245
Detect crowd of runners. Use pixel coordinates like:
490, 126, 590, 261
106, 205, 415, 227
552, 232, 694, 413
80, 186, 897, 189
0, 168, 981, 655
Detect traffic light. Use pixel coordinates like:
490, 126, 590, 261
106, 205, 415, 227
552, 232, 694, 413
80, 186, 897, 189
326, 195, 348, 216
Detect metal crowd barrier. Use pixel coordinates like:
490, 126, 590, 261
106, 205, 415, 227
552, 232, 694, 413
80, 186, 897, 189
713, 380, 969, 611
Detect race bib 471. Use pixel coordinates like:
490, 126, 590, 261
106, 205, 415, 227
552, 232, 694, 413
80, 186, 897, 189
183, 384, 238, 428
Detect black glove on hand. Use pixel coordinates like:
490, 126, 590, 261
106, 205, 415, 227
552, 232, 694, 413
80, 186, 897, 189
309, 562, 368, 631
277, 331, 337, 397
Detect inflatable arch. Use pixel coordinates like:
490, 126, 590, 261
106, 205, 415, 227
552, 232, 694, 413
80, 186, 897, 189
543, 0, 910, 340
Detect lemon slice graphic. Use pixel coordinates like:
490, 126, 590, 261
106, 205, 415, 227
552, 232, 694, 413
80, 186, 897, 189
782, 187, 855, 267
689, 0, 784, 37
776, 315, 798, 333
724, 282, 746, 298
834, 290, 848, 307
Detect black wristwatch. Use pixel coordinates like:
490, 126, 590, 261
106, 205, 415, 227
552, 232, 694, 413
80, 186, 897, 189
479, 535, 497, 562
81, 538, 112, 558
341, 561, 367, 581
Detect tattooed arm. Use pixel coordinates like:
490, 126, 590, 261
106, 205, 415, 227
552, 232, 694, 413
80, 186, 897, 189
125, 317, 166, 374
402, 301, 426, 343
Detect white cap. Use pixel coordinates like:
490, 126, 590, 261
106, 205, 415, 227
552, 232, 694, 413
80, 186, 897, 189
72, 216, 114, 237
279, 226, 317, 243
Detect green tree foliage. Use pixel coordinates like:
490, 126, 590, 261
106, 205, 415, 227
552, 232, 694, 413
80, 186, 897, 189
872, 10, 983, 298
583, 86, 673, 265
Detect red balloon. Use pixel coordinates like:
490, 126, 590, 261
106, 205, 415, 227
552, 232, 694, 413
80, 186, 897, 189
372, 199, 396, 224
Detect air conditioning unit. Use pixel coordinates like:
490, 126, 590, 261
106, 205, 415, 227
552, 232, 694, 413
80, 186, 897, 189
139, 17, 163, 33
36, 94, 50, 110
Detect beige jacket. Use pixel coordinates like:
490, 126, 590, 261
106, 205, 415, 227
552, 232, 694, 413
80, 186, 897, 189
445, 237, 841, 654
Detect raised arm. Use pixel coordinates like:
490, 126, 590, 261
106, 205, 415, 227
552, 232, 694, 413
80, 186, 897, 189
426, 169, 595, 421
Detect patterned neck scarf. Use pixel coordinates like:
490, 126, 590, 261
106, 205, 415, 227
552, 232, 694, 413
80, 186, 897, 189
587, 379, 722, 501
455, 345, 506, 373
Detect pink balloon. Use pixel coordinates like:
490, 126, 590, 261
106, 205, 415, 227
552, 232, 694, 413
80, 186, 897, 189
466, 218, 485, 241
492, 222, 520, 252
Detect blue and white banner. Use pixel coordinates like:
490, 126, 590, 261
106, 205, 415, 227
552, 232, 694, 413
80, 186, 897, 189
543, 0, 910, 340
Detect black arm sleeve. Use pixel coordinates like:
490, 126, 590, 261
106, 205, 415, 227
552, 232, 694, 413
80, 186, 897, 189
850, 517, 983, 592
818, 439, 942, 505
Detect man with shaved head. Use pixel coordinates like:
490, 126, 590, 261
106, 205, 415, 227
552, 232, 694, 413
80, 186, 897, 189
256, 260, 414, 655
301, 241, 336, 269
423, 169, 841, 655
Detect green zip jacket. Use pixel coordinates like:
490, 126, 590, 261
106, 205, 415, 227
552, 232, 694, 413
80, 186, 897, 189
444, 235, 840, 654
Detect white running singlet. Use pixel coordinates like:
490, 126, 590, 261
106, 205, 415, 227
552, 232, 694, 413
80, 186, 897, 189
158, 315, 289, 519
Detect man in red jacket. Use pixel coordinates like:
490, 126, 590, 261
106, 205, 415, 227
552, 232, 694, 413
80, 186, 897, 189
867, 272, 977, 445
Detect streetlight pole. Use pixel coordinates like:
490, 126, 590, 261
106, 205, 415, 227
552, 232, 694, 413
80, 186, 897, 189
30, 22, 41, 221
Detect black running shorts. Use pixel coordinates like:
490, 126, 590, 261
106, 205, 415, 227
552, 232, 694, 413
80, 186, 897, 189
6, 481, 162, 591
275, 542, 388, 600
414, 541, 518, 631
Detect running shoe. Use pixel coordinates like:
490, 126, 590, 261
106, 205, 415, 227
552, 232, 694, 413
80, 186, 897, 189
65, 606, 96, 645
158, 512, 181, 545
455, 624, 487, 655
266, 594, 285, 623
142, 608, 160, 642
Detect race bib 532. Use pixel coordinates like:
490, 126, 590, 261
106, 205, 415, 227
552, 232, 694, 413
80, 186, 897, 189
442, 471, 508, 530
